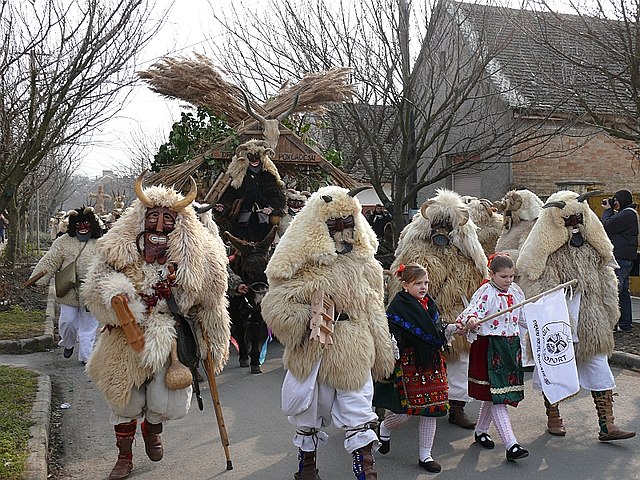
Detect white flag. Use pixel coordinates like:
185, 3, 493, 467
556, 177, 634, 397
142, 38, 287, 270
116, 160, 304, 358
524, 289, 579, 404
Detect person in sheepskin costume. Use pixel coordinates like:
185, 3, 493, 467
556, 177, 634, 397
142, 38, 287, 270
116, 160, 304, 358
461, 196, 503, 256
27, 206, 103, 363
388, 189, 487, 430
214, 138, 286, 242
83, 172, 231, 480
278, 188, 311, 239
262, 185, 395, 480
517, 190, 635, 441
494, 189, 543, 263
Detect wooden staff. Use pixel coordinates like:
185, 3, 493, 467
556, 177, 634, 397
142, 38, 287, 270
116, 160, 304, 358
23, 270, 47, 288
474, 279, 578, 326
199, 325, 233, 470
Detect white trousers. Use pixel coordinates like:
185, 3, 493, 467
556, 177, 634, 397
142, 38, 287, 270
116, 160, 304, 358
109, 362, 193, 425
58, 304, 98, 362
447, 351, 472, 402
532, 353, 616, 392
286, 371, 379, 453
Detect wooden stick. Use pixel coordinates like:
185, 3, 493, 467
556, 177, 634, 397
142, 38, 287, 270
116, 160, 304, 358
200, 327, 233, 470
475, 279, 578, 325
23, 270, 47, 288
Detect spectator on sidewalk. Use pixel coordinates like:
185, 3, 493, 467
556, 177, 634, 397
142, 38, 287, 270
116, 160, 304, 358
601, 189, 639, 333
367, 204, 393, 241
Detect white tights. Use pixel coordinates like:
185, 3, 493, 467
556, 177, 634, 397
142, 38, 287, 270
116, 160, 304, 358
381, 412, 437, 462
475, 401, 518, 450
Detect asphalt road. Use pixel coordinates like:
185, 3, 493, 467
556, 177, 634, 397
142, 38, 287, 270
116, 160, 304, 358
2, 342, 640, 480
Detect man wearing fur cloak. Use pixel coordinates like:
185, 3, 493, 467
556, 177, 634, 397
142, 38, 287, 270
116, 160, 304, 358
388, 189, 488, 429
278, 188, 311, 239
517, 190, 635, 441
28, 206, 103, 363
214, 139, 286, 242
83, 173, 231, 479
262, 186, 395, 480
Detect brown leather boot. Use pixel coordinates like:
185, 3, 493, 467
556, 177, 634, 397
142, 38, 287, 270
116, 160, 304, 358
352, 441, 377, 479
543, 395, 566, 436
141, 419, 164, 461
294, 448, 321, 479
108, 420, 136, 480
592, 390, 636, 441
448, 400, 476, 429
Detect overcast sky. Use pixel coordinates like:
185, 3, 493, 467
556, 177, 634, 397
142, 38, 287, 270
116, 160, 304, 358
78, 0, 583, 178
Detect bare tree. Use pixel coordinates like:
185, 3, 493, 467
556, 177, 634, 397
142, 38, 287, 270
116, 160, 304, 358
0, 0, 165, 264
208, 0, 574, 238
525, 0, 640, 148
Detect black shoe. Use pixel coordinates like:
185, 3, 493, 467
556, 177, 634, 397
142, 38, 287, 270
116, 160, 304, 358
63, 347, 74, 359
378, 438, 390, 455
506, 444, 529, 461
250, 365, 262, 374
418, 459, 442, 473
474, 432, 495, 449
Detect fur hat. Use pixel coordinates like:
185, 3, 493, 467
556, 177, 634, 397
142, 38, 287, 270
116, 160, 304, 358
397, 189, 487, 276
226, 139, 284, 189
517, 190, 614, 281
67, 206, 103, 238
267, 185, 378, 281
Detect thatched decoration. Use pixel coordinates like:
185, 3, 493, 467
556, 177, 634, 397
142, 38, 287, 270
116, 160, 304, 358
139, 54, 356, 187
137, 53, 252, 124
263, 67, 354, 117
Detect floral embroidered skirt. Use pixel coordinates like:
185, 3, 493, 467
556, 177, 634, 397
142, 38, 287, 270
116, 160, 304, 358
469, 335, 524, 407
373, 348, 448, 417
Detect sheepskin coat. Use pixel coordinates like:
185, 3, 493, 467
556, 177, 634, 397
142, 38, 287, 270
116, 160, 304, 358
495, 189, 543, 262
83, 186, 231, 410
462, 196, 503, 256
31, 234, 97, 306
262, 186, 395, 391
517, 190, 618, 361
389, 189, 487, 359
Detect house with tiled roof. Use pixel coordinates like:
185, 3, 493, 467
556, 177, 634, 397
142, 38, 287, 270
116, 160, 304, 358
420, 1, 638, 202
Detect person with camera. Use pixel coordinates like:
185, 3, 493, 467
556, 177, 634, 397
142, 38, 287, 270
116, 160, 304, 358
601, 189, 639, 333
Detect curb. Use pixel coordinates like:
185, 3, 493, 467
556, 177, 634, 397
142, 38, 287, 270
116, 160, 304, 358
610, 351, 640, 370
0, 281, 55, 354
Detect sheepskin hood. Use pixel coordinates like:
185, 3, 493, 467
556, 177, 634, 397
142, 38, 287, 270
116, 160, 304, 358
496, 189, 543, 224
96, 184, 216, 297
226, 139, 284, 189
396, 189, 487, 276
517, 190, 614, 281
267, 185, 378, 280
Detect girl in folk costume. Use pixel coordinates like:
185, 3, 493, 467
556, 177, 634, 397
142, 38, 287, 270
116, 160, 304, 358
458, 253, 530, 462
26, 206, 103, 363
374, 263, 458, 473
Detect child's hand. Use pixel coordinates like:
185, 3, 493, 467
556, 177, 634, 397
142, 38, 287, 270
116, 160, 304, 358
457, 315, 479, 333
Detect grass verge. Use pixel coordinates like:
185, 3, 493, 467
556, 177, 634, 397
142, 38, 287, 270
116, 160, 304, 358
0, 306, 45, 340
0, 365, 37, 479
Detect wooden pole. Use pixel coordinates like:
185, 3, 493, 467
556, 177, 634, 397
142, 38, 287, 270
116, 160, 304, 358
200, 327, 233, 470
475, 279, 578, 326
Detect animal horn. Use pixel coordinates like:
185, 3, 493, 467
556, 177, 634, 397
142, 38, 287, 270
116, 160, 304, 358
576, 190, 604, 202
224, 230, 248, 255
195, 203, 214, 214
420, 200, 435, 219
134, 170, 154, 208
276, 86, 308, 121
241, 89, 267, 123
458, 207, 470, 226
543, 201, 567, 209
171, 176, 197, 212
347, 186, 370, 197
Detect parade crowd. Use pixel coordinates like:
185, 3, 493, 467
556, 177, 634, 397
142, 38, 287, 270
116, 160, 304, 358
26, 140, 637, 479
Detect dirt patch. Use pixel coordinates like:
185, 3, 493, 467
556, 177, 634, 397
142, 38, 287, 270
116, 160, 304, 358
614, 327, 640, 356
0, 265, 48, 312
